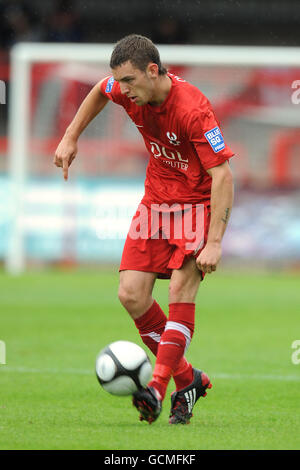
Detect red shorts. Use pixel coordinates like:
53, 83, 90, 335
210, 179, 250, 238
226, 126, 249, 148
120, 202, 211, 279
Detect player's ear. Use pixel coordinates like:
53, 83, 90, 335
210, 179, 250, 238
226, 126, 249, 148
147, 63, 159, 78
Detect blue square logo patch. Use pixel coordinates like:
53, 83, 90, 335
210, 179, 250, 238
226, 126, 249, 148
105, 76, 114, 93
204, 127, 225, 153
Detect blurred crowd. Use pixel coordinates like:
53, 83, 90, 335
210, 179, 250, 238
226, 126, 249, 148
0, 0, 190, 62
0, 0, 83, 60
1, 0, 300, 64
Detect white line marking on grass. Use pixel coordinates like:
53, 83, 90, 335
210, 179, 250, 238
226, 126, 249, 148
1, 366, 92, 375
1, 366, 300, 382
211, 372, 300, 382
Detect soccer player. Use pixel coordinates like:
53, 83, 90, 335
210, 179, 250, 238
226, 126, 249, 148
54, 34, 235, 424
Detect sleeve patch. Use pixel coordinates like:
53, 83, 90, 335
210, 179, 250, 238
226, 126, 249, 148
105, 76, 115, 93
204, 126, 225, 153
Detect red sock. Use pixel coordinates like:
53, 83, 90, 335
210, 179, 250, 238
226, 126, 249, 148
149, 303, 195, 399
134, 301, 194, 392
134, 300, 166, 355
173, 357, 194, 391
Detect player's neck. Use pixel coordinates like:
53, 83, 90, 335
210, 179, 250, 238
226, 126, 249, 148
149, 74, 172, 106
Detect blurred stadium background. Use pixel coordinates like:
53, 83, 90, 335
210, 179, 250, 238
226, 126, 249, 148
1, 0, 300, 451
0, 0, 300, 273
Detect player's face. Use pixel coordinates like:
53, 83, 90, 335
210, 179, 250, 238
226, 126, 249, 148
112, 61, 157, 106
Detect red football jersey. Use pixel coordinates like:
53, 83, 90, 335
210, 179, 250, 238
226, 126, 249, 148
100, 73, 234, 207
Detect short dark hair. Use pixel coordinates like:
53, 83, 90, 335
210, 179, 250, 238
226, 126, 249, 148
110, 34, 167, 75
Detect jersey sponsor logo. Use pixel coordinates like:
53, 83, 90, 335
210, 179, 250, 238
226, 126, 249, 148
150, 141, 188, 170
105, 76, 114, 93
204, 126, 225, 153
166, 131, 181, 146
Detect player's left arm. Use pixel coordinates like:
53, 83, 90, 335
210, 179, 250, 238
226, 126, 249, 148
196, 160, 234, 274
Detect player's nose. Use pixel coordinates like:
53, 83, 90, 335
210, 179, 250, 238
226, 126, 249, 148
120, 83, 130, 95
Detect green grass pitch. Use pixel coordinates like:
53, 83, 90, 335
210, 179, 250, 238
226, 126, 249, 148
0, 268, 299, 450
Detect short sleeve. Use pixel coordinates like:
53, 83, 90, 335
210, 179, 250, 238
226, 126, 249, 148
188, 108, 234, 170
100, 76, 125, 106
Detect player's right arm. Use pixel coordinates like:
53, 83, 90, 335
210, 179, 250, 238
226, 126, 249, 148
54, 78, 109, 180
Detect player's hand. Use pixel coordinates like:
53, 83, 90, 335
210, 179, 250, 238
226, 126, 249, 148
53, 136, 78, 181
196, 242, 222, 274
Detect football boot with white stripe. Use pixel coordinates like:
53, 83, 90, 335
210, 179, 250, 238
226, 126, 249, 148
169, 368, 212, 424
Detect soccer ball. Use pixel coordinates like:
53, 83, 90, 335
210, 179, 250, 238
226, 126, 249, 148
95, 340, 152, 396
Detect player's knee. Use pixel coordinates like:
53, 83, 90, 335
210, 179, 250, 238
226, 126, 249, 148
118, 284, 145, 315
168, 279, 184, 302
168, 278, 197, 303
118, 284, 134, 309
